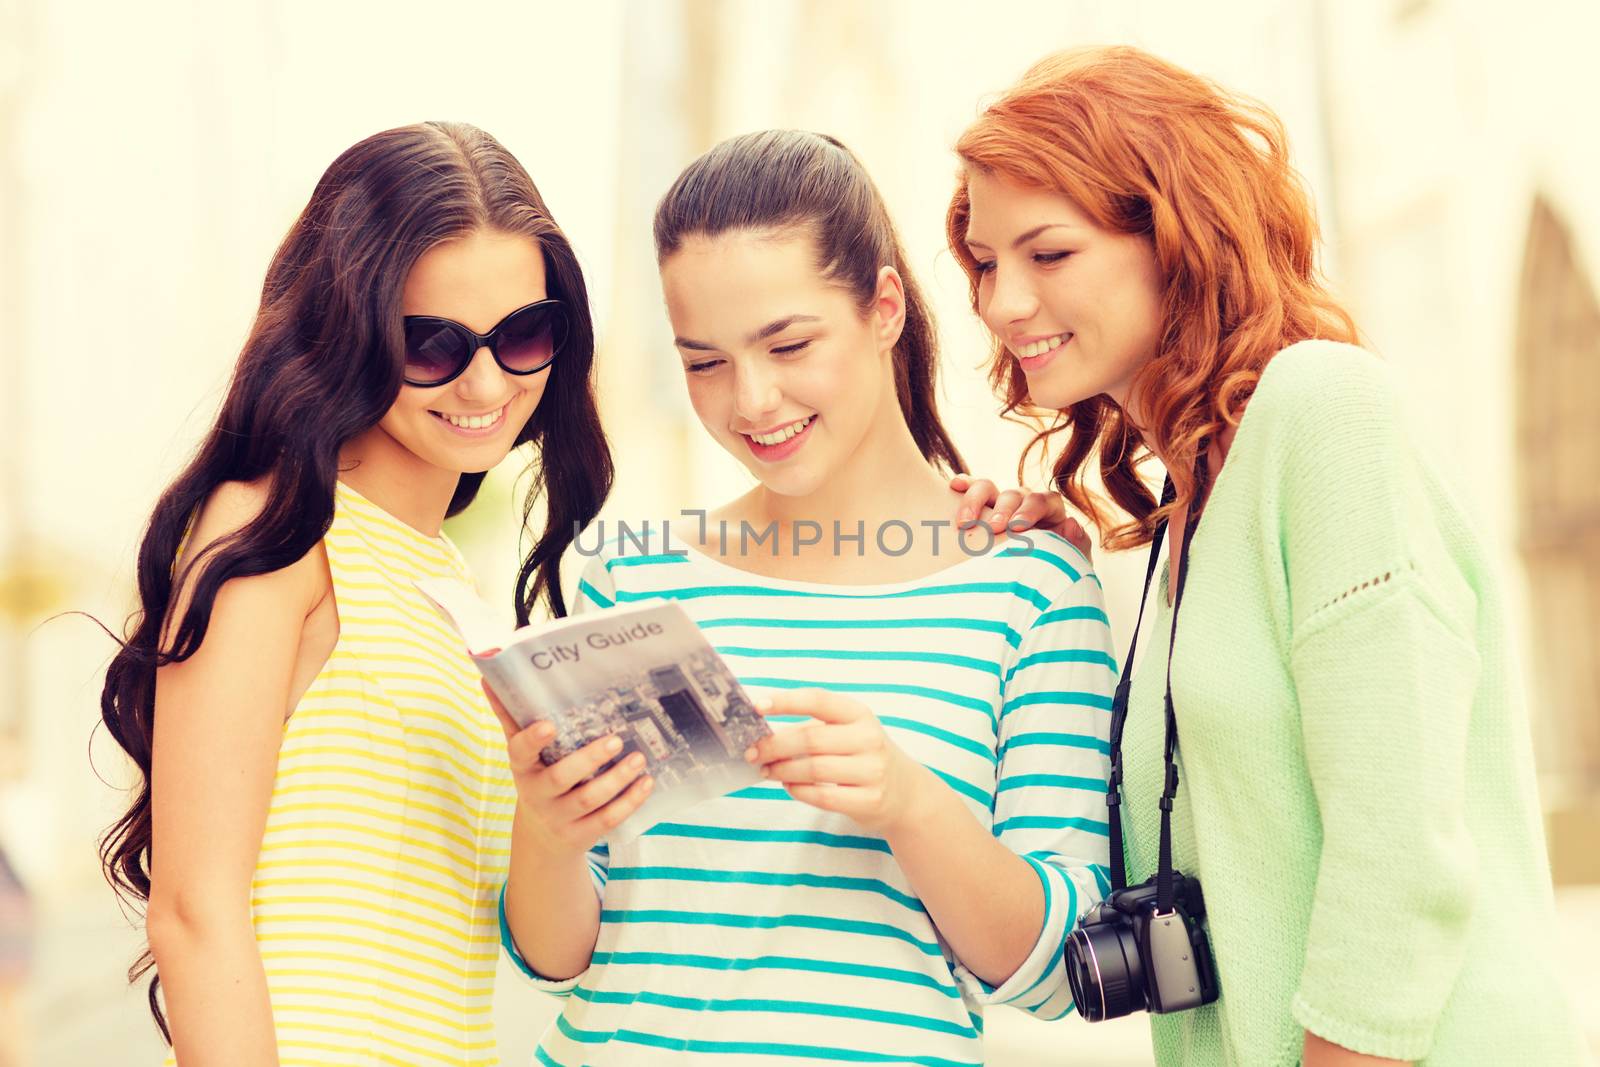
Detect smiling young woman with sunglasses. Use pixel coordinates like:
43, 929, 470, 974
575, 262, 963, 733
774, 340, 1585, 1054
401, 297, 569, 388
97, 121, 611, 1066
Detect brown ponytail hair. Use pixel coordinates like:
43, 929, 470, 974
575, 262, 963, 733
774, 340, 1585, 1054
654, 129, 964, 474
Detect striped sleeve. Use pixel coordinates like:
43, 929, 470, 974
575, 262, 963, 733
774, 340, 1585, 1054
961, 569, 1115, 1018
573, 538, 619, 611
500, 549, 615, 994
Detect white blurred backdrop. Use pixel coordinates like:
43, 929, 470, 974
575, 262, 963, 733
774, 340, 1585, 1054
2, 1, 1596, 1063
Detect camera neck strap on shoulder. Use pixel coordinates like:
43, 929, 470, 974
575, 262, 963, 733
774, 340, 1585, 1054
1105, 448, 1210, 913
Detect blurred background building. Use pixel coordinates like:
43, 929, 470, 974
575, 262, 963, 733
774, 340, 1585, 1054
0, 0, 1595, 1062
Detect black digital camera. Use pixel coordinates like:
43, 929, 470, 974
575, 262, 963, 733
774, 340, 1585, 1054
1063, 871, 1219, 1021
1067, 462, 1222, 1024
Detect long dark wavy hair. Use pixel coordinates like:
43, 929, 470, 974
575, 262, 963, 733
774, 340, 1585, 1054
947, 47, 1357, 548
98, 121, 612, 1039
653, 130, 965, 474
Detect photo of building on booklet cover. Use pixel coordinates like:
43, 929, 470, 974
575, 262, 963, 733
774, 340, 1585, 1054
551, 649, 770, 791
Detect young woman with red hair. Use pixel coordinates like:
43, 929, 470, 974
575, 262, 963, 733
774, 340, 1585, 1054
946, 45, 1588, 1067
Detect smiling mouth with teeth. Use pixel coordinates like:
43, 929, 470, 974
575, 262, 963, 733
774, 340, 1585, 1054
745, 415, 815, 446
431, 403, 508, 431
1015, 332, 1072, 360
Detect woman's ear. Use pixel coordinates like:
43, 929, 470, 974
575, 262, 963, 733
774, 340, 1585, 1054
871, 265, 907, 355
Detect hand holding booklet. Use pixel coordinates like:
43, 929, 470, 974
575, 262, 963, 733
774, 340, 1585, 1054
416, 579, 772, 843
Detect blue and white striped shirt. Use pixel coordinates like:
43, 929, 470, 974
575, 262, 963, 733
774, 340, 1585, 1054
503, 531, 1114, 1066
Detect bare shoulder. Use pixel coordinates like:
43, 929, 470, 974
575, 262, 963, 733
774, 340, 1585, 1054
183, 478, 272, 552
170, 478, 330, 628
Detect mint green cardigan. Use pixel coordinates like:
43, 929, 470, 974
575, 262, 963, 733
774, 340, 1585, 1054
1117, 341, 1589, 1065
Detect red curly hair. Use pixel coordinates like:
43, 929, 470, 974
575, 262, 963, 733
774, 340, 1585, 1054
947, 45, 1359, 549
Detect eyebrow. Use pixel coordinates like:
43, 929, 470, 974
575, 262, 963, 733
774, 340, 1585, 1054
965, 223, 1079, 252
674, 314, 823, 352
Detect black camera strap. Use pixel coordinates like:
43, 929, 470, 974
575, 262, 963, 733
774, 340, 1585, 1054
1104, 449, 1210, 912
1104, 479, 1171, 891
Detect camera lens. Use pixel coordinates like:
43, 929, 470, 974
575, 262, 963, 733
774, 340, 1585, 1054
1065, 921, 1147, 1022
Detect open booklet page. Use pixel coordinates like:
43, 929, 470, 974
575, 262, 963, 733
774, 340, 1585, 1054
417, 578, 771, 842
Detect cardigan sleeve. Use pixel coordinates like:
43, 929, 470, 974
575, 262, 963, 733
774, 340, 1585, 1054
1270, 344, 1481, 1059
1288, 578, 1480, 1058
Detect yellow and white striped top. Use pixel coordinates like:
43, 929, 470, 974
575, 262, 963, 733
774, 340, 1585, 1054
201, 481, 514, 1065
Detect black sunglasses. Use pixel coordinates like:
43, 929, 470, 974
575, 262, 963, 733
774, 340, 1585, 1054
402, 298, 570, 387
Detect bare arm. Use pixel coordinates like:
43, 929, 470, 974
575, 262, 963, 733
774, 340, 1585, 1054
503, 806, 606, 981
884, 768, 1045, 983
752, 691, 1044, 985
488, 691, 653, 983
755, 582, 1114, 1002
1303, 1032, 1408, 1067
146, 482, 325, 1066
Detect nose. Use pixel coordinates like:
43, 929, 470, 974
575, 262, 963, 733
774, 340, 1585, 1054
981, 261, 1040, 337
453, 345, 505, 401
732, 358, 782, 423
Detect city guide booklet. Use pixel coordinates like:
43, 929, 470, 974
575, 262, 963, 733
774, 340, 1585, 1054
416, 578, 771, 843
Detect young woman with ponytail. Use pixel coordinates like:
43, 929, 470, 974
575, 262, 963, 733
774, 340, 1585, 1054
489, 129, 1117, 1066
98, 121, 611, 1065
